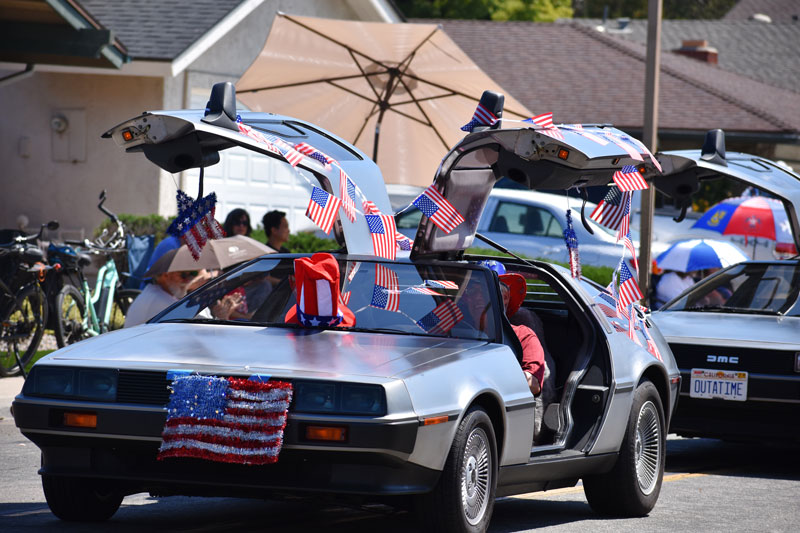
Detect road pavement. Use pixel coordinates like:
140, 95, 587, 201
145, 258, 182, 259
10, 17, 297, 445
2, 375, 798, 532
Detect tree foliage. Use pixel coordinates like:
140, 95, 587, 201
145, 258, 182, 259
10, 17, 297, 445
396, 0, 573, 22
574, 0, 738, 20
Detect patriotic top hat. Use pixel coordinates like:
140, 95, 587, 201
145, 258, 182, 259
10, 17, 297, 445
499, 273, 526, 316
285, 253, 355, 327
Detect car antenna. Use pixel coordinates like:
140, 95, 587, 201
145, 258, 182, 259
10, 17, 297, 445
474, 232, 536, 267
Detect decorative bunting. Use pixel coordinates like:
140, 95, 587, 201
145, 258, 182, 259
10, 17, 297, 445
370, 264, 400, 312
362, 199, 380, 215
341, 291, 351, 306
639, 318, 663, 361
158, 375, 293, 465
623, 229, 639, 273
366, 214, 397, 260
594, 290, 619, 318
528, 112, 554, 129
295, 142, 336, 169
563, 208, 581, 279
167, 190, 225, 260
305, 186, 341, 234
413, 185, 465, 234
461, 102, 499, 132
339, 169, 357, 223
395, 231, 413, 251
425, 280, 459, 290
616, 191, 632, 242
613, 165, 649, 191
405, 286, 443, 296
602, 131, 644, 162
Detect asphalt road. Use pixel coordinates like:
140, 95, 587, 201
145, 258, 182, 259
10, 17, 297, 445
1, 375, 798, 532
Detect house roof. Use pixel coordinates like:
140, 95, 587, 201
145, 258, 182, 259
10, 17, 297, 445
425, 18, 799, 141
574, 18, 800, 93
0, 0, 129, 68
79, 0, 248, 61
723, 0, 800, 22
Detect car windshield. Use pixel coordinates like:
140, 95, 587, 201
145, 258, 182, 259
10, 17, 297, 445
155, 256, 499, 341
662, 262, 800, 316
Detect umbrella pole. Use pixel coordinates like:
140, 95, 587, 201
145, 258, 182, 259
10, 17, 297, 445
373, 105, 387, 162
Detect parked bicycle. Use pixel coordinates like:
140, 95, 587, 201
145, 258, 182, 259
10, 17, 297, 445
53, 191, 140, 347
0, 221, 59, 376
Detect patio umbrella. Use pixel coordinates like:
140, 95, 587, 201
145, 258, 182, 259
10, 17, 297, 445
655, 239, 748, 273
235, 14, 531, 187
692, 195, 793, 258
144, 235, 273, 277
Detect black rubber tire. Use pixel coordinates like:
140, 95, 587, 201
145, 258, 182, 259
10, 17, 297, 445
583, 380, 666, 517
42, 475, 122, 522
54, 284, 88, 348
108, 288, 140, 331
415, 407, 498, 533
0, 284, 47, 376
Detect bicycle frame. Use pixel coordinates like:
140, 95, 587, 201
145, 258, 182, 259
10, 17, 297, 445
79, 256, 119, 336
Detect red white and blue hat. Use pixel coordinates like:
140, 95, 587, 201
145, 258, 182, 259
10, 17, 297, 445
285, 253, 355, 327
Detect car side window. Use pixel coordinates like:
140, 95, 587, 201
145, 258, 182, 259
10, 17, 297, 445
396, 209, 422, 229
492, 202, 562, 237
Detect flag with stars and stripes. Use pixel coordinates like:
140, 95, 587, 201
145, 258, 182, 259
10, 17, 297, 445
294, 142, 336, 169
395, 231, 412, 251
158, 375, 293, 465
416, 300, 464, 335
362, 199, 380, 215
366, 214, 397, 260
370, 264, 400, 312
524, 112, 565, 141
617, 262, 642, 311
639, 318, 663, 361
590, 188, 630, 232
339, 169, 357, 223
413, 185, 465, 234
461, 102, 499, 132
305, 187, 341, 234
594, 290, 618, 318
613, 165, 648, 191
616, 191, 632, 242
425, 280, 459, 290
404, 286, 443, 296
623, 229, 639, 273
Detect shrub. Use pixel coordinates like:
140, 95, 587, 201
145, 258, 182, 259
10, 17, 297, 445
94, 214, 172, 242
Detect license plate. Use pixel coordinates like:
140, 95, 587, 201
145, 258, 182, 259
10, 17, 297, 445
690, 368, 748, 401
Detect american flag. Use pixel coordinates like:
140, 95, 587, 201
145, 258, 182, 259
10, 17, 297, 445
370, 264, 399, 312
158, 375, 293, 465
461, 102, 499, 132
366, 214, 397, 260
616, 191, 632, 242
395, 231, 412, 251
639, 318, 663, 361
528, 112, 554, 129
413, 185, 465, 234
613, 165, 648, 191
622, 229, 639, 272
237, 123, 283, 156
416, 300, 464, 335
405, 286, 443, 296
619, 134, 662, 172
590, 188, 629, 232
610, 274, 631, 320
362, 199, 380, 215
339, 169, 356, 223
426, 280, 459, 290
628, 314, 641, 343
594, 290, 618, 318
306, 187, 341, 234
295, 142, 336, 169
617, 262, 642, 311
341, 291, 351, 305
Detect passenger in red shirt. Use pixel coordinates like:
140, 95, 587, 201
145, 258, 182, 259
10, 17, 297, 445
499, 280, 545, 396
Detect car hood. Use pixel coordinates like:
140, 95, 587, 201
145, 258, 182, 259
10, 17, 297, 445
40, 323, 489, 380
652, 310, 800, 348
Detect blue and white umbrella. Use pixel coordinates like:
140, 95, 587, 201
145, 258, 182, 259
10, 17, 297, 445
655, 239, 748, 273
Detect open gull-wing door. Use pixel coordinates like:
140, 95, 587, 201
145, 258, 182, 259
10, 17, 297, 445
410, 104, 662, 259
652, 129, 800, 252
102, 82, 391, 256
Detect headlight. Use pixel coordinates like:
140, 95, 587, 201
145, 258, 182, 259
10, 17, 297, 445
292, 380, 386, 416
23, 366, 118, 402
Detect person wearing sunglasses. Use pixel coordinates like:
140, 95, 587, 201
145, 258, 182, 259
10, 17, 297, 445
223, 208, 252, 237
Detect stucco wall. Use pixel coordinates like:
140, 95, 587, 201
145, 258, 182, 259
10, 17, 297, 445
0, 72, 163, 238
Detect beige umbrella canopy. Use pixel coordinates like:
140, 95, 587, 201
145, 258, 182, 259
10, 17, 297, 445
144, 235, 274, 277
236, 14, 531, 187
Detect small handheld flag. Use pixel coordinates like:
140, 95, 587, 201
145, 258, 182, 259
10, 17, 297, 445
306, 187, 341, 234
413, 185, 465, 234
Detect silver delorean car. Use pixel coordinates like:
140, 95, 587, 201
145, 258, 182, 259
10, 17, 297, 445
13, 84, 680, 532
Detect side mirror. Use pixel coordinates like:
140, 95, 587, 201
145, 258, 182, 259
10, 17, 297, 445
472, 90, 504, 132
201, 82, 239, 131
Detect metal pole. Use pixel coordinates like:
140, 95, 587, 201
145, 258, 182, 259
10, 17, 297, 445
640, 0, 662, 305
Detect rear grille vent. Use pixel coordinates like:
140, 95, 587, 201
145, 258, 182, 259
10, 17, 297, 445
116, 370, 169, 405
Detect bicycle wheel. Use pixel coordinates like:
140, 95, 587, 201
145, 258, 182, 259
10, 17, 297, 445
107, 289, 140, 331
0, 284, 47, 376
54, 284, 88, 348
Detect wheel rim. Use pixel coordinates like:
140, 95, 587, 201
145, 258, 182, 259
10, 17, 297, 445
634, 400, 661, 495
60, 294, 85, 342
460, 426, 491, 526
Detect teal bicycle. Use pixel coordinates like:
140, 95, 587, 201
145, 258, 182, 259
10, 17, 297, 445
54, 191, 140, 347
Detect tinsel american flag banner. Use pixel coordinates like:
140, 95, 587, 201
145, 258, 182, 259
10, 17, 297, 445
158, 375, 293, 465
